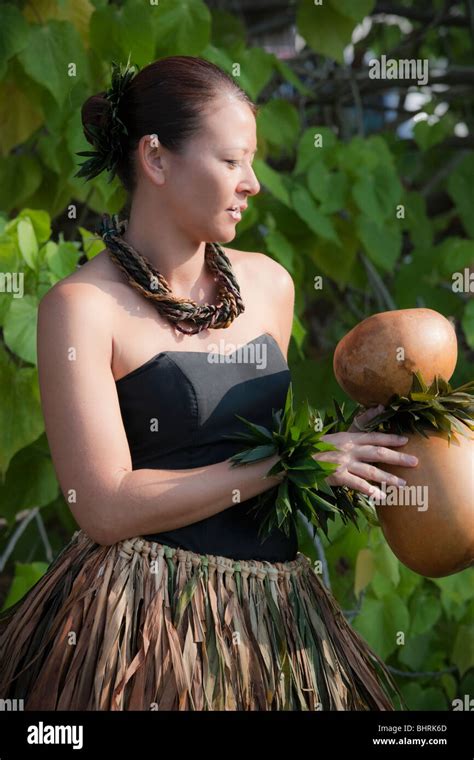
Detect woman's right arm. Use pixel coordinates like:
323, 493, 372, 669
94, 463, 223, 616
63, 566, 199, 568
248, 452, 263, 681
37, 284, 283, 546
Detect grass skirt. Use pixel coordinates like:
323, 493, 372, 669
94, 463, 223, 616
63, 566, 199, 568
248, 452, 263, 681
0, 529, 402, 710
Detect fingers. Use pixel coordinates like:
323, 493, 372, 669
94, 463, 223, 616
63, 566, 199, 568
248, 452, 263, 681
356, 444, 419, 466
350, 461, 407, 487
355, 404, 385, 424
335, 471, 387, 501
354, 432, 409, 446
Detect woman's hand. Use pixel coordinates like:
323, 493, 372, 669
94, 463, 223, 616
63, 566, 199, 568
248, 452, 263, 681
313, 405, 419, 501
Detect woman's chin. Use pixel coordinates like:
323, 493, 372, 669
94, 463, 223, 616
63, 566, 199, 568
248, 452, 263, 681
214, 223, 237, 243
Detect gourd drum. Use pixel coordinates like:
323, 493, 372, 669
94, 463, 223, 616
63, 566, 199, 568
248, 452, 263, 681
333, 308, 474, 577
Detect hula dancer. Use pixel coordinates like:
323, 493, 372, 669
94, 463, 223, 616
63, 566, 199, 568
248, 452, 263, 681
0, 56, 417, 711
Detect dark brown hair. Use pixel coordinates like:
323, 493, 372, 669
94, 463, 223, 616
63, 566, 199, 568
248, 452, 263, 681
80, 55, 258, 196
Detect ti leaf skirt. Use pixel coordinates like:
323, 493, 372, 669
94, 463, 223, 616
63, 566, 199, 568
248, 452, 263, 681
0, 529, 403, 710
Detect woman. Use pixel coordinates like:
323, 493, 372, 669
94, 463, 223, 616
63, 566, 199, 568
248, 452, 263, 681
0, 56, 418, 711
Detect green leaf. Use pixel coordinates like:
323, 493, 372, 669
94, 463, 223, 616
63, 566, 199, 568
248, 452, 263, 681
373, 541, 400, 586
0, 154, 41, 212
16, 209, 51, 245
409, 591, 442, 636
45, 240, 80, 281
435, 238, 474, 279
18, 20, 89, 109
399, 632, 435, 671
440, 674, 457, 703
210, 9, 246, 51
265, 229, 295, 272
403, 192, 433, 249
0, 4, 30, 80
432, 571, 474, 618
353, 594, 410, 659
230, 46, 275, 101
294, 127, 337, 175
393, 251, 461, 312
291, 186, 339, 244
232, 444, 276, 465
308, 490, 340, 513
17, 218, 39, 270
371, 570, 395, 599
232, 415, 274, 443
1, 562, 50, 612
257, 99, 300, 151
253, 158, 292, 206
329, 0, 375, 21
462, 300, 474, 349
308, 165, 348, 214
309, 217, 358, 287
337, 135, 392, 176
397, 562, 423, 598
399, 682, 447, 711
78, 226, 106, 260
352, 164, 402, 222
413, 116, 453, 151
297, 0, 357, 64
3, 295, 38, 364
90, 0, 156, 68
447, 152, 474, 238
451, 626, 474, 677
0, 435, 58, 523
356, 216, 402, 272
152, 0, 211, 57
0, 346, 44, 479
3, 295, 39, 365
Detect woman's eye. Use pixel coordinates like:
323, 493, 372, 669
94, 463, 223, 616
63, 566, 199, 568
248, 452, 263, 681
226, 160, 240, 167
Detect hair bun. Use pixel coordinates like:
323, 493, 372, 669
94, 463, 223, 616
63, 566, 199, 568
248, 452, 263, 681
81, 93, 113, 148
75, 57, 138, 183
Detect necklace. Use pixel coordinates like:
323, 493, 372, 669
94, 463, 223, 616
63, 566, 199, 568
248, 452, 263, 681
99, 213, 245, 335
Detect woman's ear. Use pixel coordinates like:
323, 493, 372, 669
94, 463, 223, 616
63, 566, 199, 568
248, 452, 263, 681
139, 133, 166, 186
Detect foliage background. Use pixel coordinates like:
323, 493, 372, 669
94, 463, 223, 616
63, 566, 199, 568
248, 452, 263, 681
0, 0, 473, 710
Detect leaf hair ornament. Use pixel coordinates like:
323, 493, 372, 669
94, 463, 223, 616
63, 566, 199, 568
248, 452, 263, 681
75, 53, 140, 183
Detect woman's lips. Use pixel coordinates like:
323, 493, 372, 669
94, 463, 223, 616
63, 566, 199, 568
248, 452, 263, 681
226, 208, 242, 221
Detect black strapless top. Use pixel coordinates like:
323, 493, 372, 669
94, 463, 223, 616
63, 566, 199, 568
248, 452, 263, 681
115, 332, 298, 561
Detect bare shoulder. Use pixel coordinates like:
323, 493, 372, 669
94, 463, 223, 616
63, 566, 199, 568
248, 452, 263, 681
223, 247, 294, 353
224, 247, 294, 291
38, 249, 122, 311
37, 252, 116, 373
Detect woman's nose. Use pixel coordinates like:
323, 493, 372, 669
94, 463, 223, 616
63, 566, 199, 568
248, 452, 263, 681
240, 166, 260, 197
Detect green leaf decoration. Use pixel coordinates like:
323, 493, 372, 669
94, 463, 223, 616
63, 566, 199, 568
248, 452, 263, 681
75, 54, 139, 184
225, 384, 379, 543
358, 370, 474, 444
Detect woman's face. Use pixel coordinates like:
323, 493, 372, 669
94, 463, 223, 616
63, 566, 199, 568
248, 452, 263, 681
150, 95, 261, 243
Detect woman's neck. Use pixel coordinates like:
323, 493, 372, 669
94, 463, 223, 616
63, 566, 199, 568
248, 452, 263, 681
122, 202, 212, 299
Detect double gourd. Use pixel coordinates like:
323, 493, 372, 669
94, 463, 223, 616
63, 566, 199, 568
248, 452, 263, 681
333, 308, 474, 578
